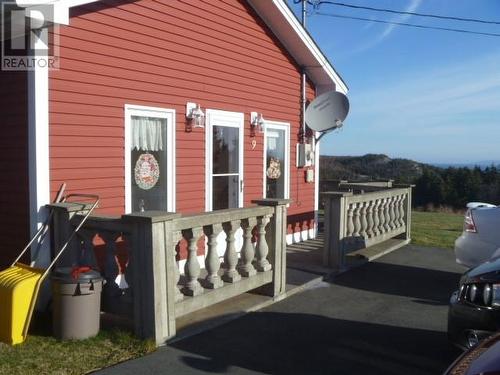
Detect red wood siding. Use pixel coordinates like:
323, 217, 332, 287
49, 0, 318, 234
0, 67, 29, 269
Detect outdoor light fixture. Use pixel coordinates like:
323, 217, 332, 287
334, 118, 343, 129
250, 112, 266, 134
186, 102, 205, 128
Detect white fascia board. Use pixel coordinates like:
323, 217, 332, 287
247, 0, 348, 94
16, 1, 69, 25
15, 0, 100, 25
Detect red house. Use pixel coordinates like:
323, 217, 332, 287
0, 0, 347, 269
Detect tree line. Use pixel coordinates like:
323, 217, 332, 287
320, 155, 500, 209
414, 166, 500, 209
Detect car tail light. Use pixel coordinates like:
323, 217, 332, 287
464, 210, 477, 233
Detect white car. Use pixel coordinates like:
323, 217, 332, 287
455, 202, 500, 268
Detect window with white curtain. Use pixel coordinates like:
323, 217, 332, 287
125, 105, 175, 213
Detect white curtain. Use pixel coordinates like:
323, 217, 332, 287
131, 116, 164, 151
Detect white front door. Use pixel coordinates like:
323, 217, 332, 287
125, 105, 176, 213
205, 110, 244, 211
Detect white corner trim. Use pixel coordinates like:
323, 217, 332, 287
124, 104, 176, 213
28, 41, 50, 267
263, 120, 290, 200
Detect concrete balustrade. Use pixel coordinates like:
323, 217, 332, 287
322, 183, 413, 270
47, 198, 289, 346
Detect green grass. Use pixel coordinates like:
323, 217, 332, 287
0, 313, 156, 375
411, 211, 464, 249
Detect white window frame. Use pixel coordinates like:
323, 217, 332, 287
205, 109, 244, 212
263, 121, 290, 199
124, 104, 176, 213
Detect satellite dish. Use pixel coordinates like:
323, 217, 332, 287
305, 90, 349, 137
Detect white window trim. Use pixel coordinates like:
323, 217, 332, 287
205, 109, 244, 212
124, 104, 176, 213
263, 121, 290, 200
28, 43, 50, 268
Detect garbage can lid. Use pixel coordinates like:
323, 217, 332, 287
51, 266, 103, 284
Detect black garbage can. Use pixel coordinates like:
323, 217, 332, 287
51, 267, 103, 340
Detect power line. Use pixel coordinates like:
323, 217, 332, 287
294, 0, 500, 26
315, 12, 500, 38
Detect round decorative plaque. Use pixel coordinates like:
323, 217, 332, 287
134, 153, 160, 190
266, 157, 281, 180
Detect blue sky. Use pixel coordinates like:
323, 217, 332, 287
287, 0, 500, 164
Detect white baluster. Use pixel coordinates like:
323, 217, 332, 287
373, 199, 380, 236
181, 227, 204, 296
353, 203, 361, 237
389, 196, 396, 230
238, 218, 257, 277
378, 199, 386, 234
171, 230, 184, 302
360, 202, 368, 238
384, 198, 391, 232
222, 220, 241, 283
255, 215, 272, 272
346, 204, 355, 237
366, 201, 374, 238
393, 195, 401, 229
203, 224, 223, 289
399, 194, 407, 227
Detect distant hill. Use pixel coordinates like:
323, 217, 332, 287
320, 154, 426, 183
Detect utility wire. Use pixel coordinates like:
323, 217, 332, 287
294, 0, 500, 26
315, 12, 500, 38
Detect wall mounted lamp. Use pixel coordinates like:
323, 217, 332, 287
186, 102, 205, 128
250, 112, 266, 134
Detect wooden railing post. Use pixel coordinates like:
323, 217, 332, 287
252, 199, 290, 298
47, 202, 89, 267
321, 192, 353, 270
122, 211, 180, 346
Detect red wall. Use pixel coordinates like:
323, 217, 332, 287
49, 0, 317, 234
0, 67, 29, 269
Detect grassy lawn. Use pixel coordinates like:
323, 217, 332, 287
411, 211, 464, 249
0, 313, 155, 375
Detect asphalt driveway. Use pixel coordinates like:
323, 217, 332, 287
97, 245, 465, 375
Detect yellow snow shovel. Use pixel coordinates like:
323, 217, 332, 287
0, 192, 99, 345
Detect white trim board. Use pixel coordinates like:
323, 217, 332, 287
263, 121, 290, 200
205, 109, 244, 212
28, 40, 50, 268
124, 104, 176, 213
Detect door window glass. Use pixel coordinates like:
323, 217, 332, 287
130, 116, 168, 211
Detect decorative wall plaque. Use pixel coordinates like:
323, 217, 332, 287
266, 157, 281, 180
134, 153, 160, 190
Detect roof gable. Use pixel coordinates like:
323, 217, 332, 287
13, 0, 347, 93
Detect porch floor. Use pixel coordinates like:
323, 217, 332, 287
174, 234, 409, 341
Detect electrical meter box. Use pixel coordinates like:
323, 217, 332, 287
296, 143, 314, 167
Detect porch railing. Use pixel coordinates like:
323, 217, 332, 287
48, 199, 289, 345
322, 183, 413, 270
